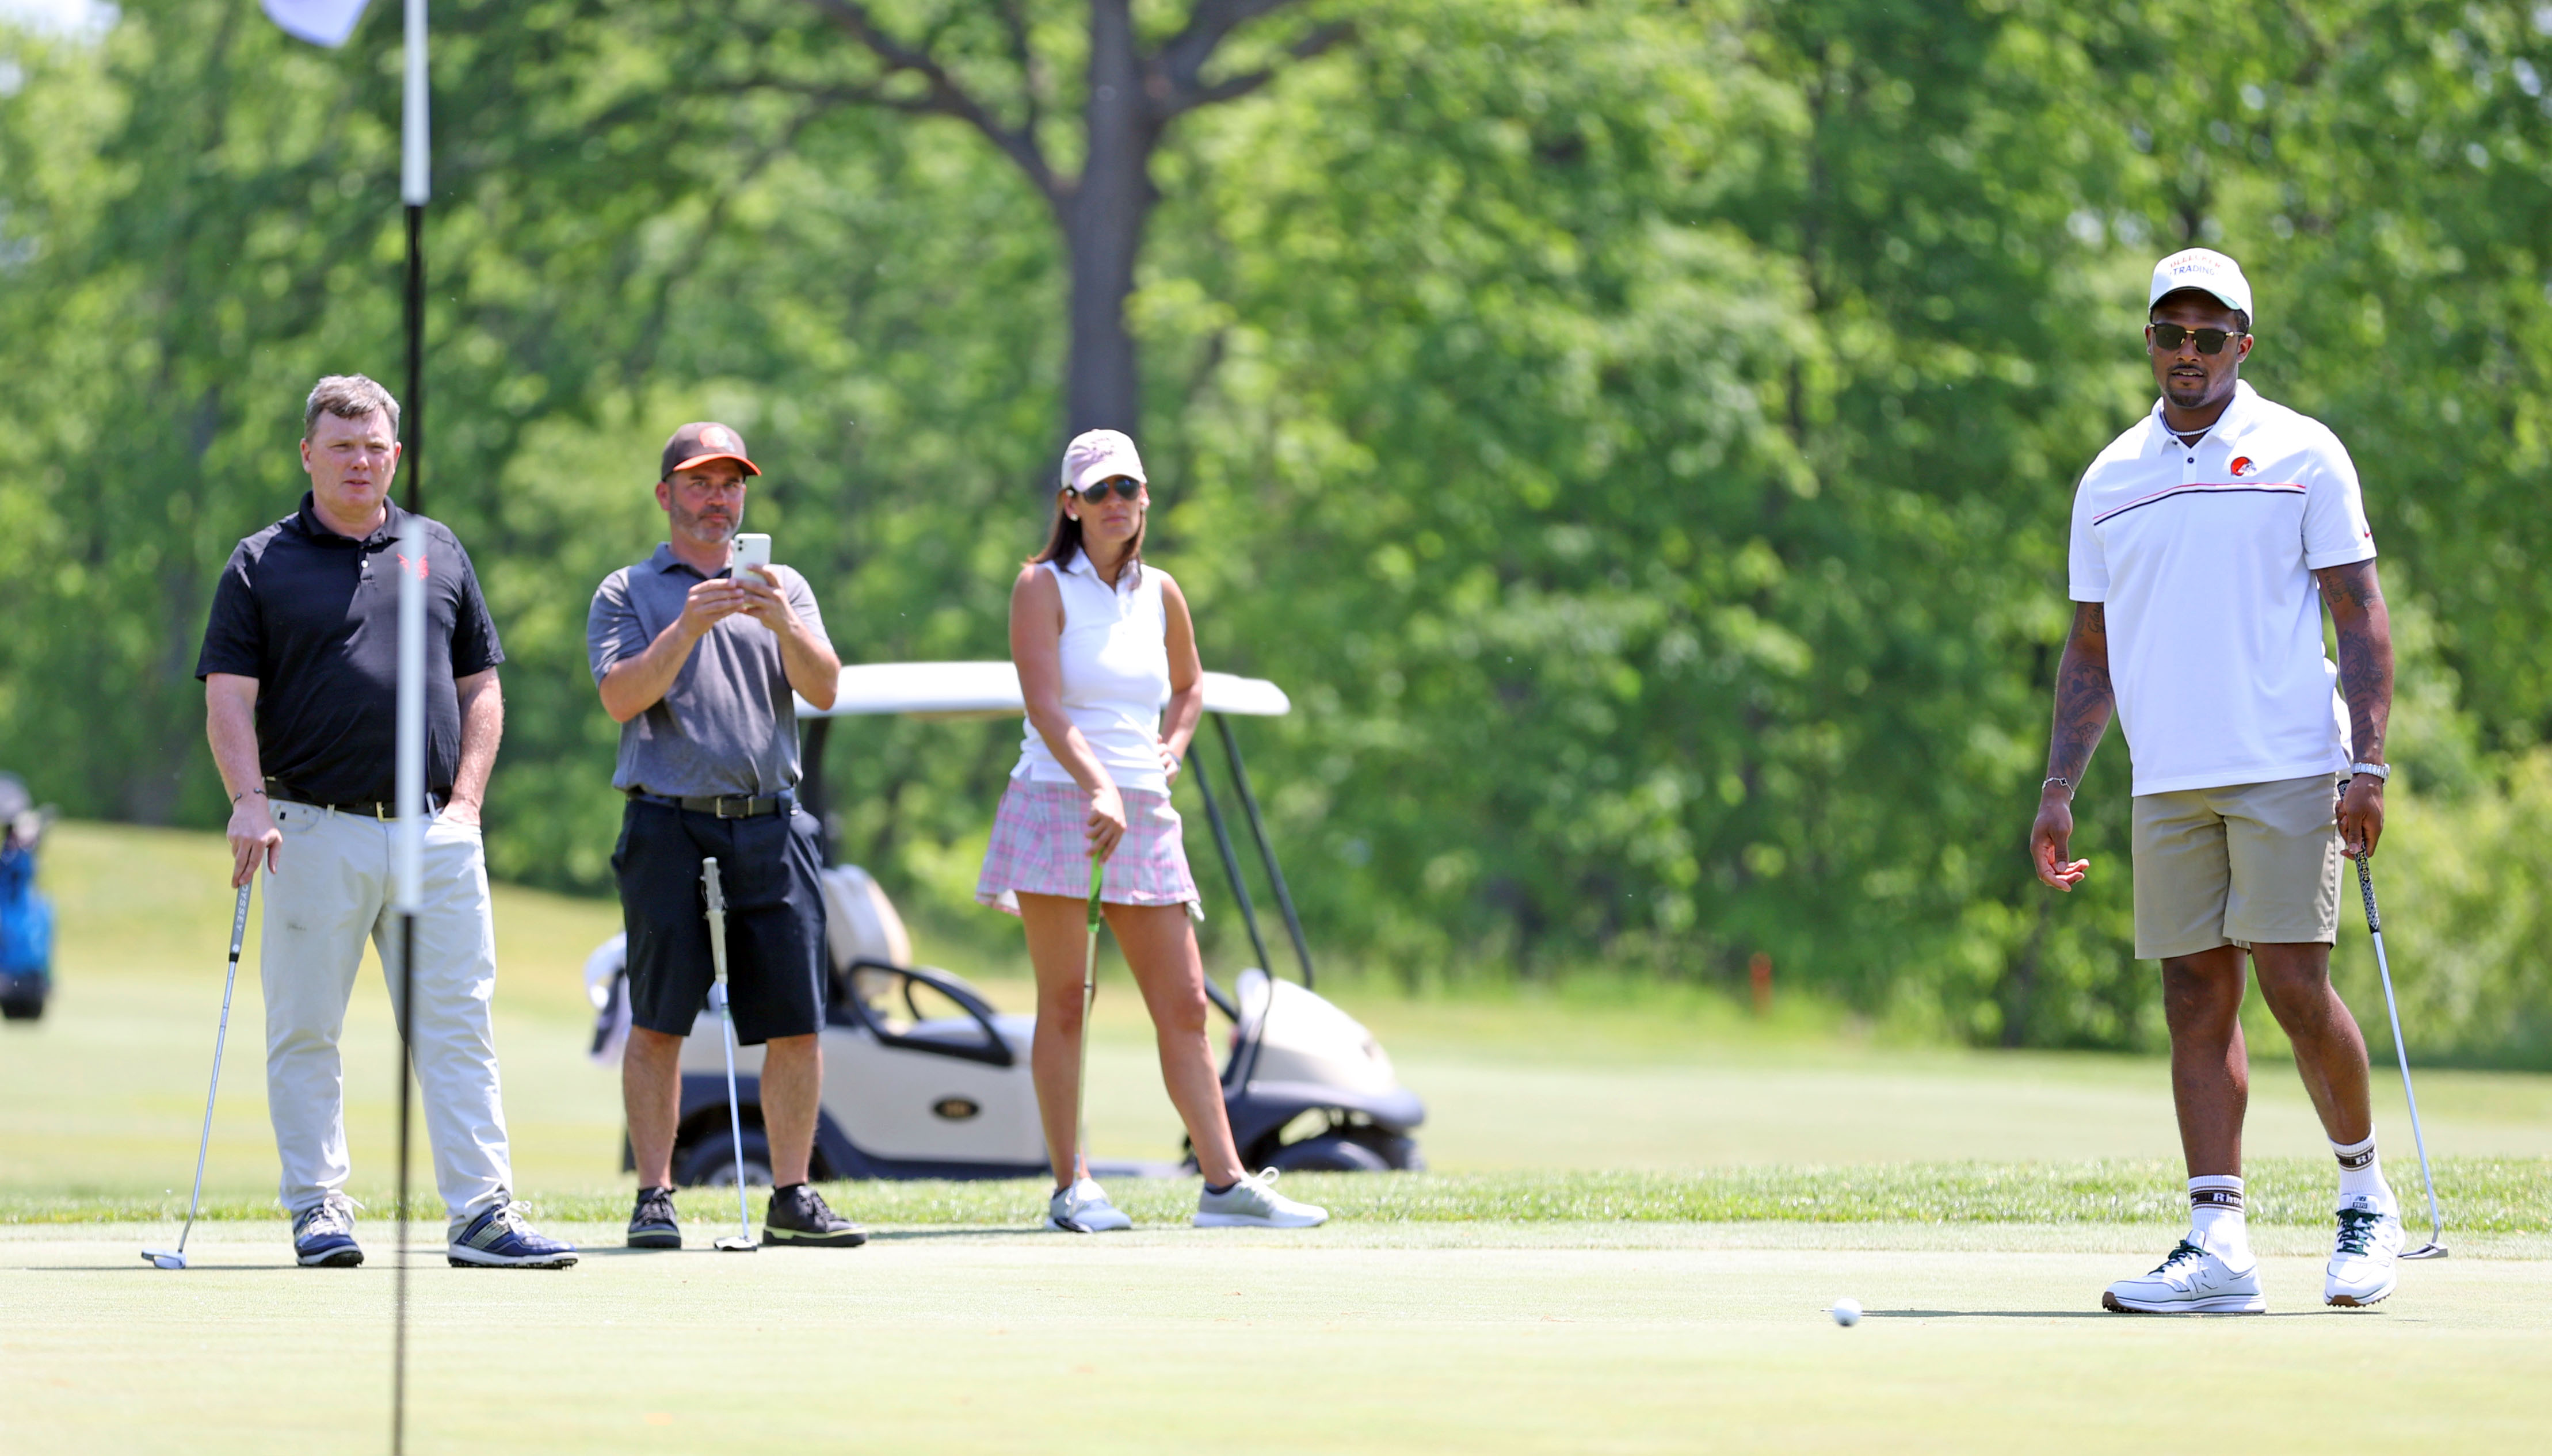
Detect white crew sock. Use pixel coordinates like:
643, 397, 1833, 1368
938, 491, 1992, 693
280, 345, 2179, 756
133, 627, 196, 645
2188, 1175, 2250, 1261
2331, 1133, 2394, 1209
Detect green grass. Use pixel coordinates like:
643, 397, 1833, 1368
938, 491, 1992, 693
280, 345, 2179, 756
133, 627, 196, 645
7, 1221, 2550, 1453
9, 823, 2552, 1451
10, 1159, 2550, 1232
12, 819, 2552, 1220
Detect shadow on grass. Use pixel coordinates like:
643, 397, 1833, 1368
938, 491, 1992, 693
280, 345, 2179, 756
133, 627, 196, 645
35, 1262, 303, 1272
1866, 1309, 2331, 1320
867, 1226, 1043, 1242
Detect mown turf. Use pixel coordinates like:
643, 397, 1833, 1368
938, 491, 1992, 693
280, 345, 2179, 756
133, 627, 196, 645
11, 1156, 2545, 1233
6, 1221, 2549, 1454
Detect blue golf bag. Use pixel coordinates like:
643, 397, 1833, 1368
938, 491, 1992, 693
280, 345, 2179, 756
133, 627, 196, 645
0, 774, 53, 1021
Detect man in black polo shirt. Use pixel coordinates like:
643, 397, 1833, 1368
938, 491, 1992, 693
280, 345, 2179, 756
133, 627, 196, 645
199, 374, 576, 1270
589, 421, 863, 1249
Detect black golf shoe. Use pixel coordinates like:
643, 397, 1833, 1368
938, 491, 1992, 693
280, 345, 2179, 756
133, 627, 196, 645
762, 1184, 867, 1247
627, 1186, 681, 1250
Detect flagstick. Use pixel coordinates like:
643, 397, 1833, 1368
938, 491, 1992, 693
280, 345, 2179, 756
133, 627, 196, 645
403, 202, 424, 517
392, 6, 429, 1455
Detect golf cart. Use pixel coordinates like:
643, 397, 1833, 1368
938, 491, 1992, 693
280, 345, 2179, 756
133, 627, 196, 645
0, 774, 54, 1022
582, 662, 1425, 1184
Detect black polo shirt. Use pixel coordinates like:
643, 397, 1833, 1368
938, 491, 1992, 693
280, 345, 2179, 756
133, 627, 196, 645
195, 494, 503, 805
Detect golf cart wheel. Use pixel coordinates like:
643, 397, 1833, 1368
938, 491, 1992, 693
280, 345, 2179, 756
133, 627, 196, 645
675, 1128, 773, 1189
1263, 1128, 1423, 1174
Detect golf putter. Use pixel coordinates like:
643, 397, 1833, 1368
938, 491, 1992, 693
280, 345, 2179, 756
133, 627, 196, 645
144, 882, 253, 1270
1052, 854, 1106, 1233
2355, 853, 2447, 1259
701, 858, 757, 1252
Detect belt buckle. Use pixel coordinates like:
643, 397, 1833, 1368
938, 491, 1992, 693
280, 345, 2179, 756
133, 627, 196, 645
716, 797, 744, 819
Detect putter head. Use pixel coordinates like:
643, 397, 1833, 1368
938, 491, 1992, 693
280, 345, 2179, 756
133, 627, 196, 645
2403, 1241, 2449, 1260
713, 1235, 758, 1252
141, 1249, 187, 1270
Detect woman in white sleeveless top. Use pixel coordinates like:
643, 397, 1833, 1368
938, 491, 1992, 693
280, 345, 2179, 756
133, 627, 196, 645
976, 430, 1326, 1233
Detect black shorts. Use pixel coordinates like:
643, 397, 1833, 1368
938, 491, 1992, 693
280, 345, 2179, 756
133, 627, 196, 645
613, 798, 827, 1045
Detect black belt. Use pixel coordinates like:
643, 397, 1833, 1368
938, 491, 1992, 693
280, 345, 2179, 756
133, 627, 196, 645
266, 781, 444, 819
629, 789, 792, 819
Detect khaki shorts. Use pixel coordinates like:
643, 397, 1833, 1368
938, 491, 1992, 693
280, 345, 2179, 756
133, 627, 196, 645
2130, 774, 2343, 959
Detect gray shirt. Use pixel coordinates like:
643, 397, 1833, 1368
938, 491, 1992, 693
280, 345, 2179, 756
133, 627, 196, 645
588, 544, 827, 798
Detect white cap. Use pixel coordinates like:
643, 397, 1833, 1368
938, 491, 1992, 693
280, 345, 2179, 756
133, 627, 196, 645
2148, 248, 2253, 322
1059, 429, 1147, 495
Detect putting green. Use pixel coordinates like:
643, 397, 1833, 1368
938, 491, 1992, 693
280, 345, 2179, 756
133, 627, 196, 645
5, 1220, 2546, 1453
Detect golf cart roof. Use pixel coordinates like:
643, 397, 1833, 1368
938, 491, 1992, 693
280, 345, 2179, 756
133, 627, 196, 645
798, 661, 1290, 720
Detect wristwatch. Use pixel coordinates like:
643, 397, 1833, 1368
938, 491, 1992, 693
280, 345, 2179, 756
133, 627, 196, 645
2348, 762, 2390, 782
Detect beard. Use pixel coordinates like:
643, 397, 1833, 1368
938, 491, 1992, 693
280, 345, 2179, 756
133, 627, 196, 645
673, 500, 737, 544
2163, 370, 2217, 409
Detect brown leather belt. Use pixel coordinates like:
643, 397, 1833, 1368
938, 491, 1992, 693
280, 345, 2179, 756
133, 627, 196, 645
628, 790, 791, 819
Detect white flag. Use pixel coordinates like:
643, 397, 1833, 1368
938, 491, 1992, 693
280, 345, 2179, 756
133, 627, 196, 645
261, 0, 374, 48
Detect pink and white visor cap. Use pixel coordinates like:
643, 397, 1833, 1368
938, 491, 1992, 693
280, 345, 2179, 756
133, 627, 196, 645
2149, 247, 2253, 320
1060, 429, 1147, 496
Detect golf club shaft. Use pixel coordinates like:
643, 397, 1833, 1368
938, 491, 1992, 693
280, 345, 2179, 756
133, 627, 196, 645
703, 859, 751, 1241
1073, 854, 1103, 1183
177, 883, 254, 1255
2356, 855, 2446, 1247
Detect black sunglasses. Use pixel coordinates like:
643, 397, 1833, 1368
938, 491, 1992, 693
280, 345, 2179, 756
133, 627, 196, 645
1073, 476, 1143, 502
2147, 322, 2244, 355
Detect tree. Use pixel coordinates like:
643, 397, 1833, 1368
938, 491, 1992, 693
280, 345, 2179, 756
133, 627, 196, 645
791, 0, 1352, 434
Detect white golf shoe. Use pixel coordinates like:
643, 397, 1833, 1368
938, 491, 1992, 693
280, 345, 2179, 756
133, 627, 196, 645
2101, 1239, 2265, 1313
1047, 1178, 1133, 1233
2324, 1194, 2405, 1307
1193, 1168, 1328, 1229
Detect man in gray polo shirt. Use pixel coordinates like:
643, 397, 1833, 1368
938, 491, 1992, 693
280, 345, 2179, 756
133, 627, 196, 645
588, 421, 862, 1249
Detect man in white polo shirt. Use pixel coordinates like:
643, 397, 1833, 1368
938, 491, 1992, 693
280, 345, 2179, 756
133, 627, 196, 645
2031, 249, 2405, 1313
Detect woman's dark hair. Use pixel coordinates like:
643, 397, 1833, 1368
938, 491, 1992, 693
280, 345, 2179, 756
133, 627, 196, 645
1029, 486, 1145, 583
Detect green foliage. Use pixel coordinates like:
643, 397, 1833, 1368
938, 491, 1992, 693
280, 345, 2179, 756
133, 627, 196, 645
2, 1, 2549, 1058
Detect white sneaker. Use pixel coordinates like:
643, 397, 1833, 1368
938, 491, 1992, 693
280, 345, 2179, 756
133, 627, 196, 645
1046, 1178, 1133, 1233
2102, 1239, 2265, 1313
2325, 1194, 2405, 1306
1193, 1168, 1328, 1229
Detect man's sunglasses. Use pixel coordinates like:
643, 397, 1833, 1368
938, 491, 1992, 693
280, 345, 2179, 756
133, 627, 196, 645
2147, 322, 2245, 355
1073, 476, 1143, 502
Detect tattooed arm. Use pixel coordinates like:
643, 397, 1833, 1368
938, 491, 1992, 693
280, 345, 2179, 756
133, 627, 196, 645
2031, 601, 2113, 891
2315, 558, 2392, 858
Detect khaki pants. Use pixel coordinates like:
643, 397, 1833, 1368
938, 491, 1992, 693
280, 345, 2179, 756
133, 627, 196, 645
262, 801, 512, 1231
2131, 774, 2344, 960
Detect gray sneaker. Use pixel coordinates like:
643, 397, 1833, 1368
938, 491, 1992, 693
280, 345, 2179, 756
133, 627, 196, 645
1047, 1177, 1134, 1233
1193, 1169, 1328, 1229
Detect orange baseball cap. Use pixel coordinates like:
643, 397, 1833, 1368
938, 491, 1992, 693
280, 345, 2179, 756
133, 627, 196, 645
661, 421, 760, 480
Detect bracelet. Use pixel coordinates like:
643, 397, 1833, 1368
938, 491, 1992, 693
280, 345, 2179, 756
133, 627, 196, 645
2348, 762, 2390, 783
231, 788, 265, 804
2041, 775, 2073, 796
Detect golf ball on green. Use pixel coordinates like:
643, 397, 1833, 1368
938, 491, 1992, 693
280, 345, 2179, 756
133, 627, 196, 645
1830, 1297, 1862, 1327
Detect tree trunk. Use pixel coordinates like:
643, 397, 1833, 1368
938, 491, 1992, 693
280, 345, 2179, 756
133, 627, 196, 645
1062, 0, 1155, 435
123, 386, 223, 824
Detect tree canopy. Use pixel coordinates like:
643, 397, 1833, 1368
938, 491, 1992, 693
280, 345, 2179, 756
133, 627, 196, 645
3, 0, 2548, 1060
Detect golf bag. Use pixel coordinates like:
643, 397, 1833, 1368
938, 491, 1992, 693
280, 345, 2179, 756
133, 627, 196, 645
0, 774, 54, 1021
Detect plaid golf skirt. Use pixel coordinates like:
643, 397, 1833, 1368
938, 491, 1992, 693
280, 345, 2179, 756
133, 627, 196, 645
976, 777, 1199, 915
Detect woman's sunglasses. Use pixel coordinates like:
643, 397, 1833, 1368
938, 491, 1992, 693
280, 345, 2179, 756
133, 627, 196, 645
2147, 322, 2244, 355
1072, 476, 1143, 502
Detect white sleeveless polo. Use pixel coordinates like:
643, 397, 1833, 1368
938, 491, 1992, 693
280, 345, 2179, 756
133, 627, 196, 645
1013, 551, 1172, 794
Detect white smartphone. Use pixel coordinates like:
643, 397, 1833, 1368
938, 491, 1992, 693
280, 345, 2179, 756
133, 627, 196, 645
731, 533, 772, 584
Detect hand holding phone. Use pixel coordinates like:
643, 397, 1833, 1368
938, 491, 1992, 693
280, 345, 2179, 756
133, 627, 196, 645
730, 533, 772, 586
